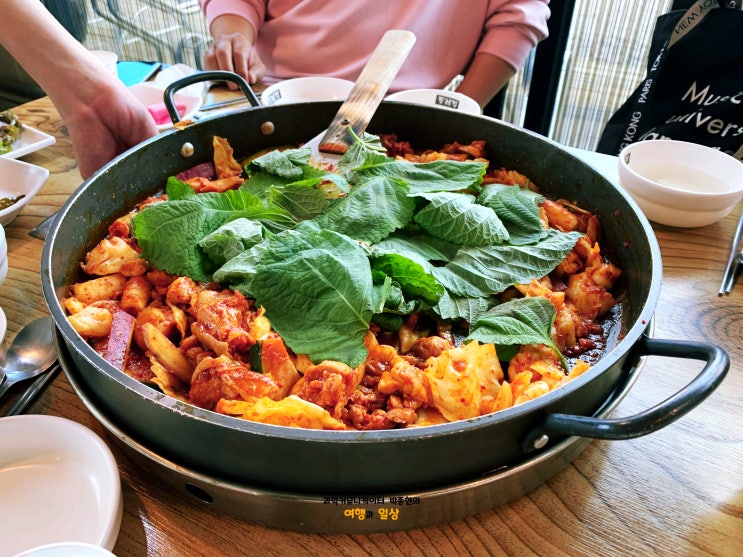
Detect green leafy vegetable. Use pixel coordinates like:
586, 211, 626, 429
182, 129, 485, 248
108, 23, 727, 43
247, 147, 312, 179
434, 290, 492, 324
370, 252, 444, 307
246, 147, 350, 198
432, 230, 583, 297
370, 273, 417, 320
0, 110, 22, 154
476, 184, 546, 245
354, 158, 486, 194
414, 192, 509, 246
132, 178, 295, 280
268, 183, 330, 221
375, 233, 460, 264
467, 296, 567, 371
212, 240, 269, 298
250, 228, 374, 367
198, 218, 264, 266
133, 134, 586, 368
337, 131, 388, 174
313, 175, 415, 244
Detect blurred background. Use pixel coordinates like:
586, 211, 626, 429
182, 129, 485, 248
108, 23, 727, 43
52, 0, 682, 150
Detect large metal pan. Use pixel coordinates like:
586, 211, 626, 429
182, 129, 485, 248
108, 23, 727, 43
41, 75, 728, 495
56, 324, 645, 533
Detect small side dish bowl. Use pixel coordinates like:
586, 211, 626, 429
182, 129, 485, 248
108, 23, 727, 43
0, 415, 122, 556
0, 223, 6, 313
385, 88, 481, 114
261, 76, 354, 106
0, 157, 49, 226
0, 222, 7, 263
0, 221, 7, 276
128, 82, 203, 131
617, 139, 743, 228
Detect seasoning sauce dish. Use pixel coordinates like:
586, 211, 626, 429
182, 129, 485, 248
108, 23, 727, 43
0, 157, 49, 226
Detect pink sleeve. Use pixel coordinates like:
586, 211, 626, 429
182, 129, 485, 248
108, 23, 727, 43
479, 0, 550, 70
199, 0, 267, 34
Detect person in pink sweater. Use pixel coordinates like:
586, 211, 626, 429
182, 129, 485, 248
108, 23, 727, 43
199, 0, 550, 109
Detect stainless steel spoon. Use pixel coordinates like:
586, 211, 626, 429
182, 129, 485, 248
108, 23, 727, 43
0, 317, 58, 401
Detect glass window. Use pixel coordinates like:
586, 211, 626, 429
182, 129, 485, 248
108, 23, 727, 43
502, 0, 674, 150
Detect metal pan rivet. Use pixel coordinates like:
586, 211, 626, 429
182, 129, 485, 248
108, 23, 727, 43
261, 121, 275, 135
532, 434, 549, 449
180, 142, 195, 158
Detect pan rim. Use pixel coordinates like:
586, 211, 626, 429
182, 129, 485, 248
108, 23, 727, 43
40, 102, 663, 443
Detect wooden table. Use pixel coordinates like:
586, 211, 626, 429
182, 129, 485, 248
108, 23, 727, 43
2, 93, 742, 557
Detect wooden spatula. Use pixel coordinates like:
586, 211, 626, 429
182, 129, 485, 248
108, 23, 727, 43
305, 29, 416, 165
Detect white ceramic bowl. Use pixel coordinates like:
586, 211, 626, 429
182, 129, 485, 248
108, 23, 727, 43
0, 224, 5, 333
617, 139, 743, 228
0, 306, 6, 348
90, 50, 118, 76
0, 416, 122, 556
12, 542, 116, 557
385, 88, 481, 114
0, 255, 8, 289
128, 82, 203, 131
0, 221, 6, 262
0, 157, 49, 226
261, 77, 354, 106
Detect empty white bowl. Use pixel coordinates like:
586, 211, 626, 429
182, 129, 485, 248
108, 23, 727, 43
385, 88, 481, 114
261, 77, 354, 106
0, 416, 122, 556
128, 82, 203, 130
0, 157, 49, 226
617, 139, 743, 228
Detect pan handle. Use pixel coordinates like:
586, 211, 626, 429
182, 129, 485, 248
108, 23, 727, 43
163, 70, 261, 124
521, 336, 729, 452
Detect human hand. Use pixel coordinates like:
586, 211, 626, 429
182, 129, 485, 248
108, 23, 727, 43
1, 0, 157, 179
60, 82, 159, 179
204, 32, 266, 85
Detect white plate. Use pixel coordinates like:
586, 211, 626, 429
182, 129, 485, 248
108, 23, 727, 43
1, 125, 56, 160
0, 416, 122, 557
128, 82, 203, 131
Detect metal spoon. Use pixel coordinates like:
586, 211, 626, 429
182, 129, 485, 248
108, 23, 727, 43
0, 317, 58, 401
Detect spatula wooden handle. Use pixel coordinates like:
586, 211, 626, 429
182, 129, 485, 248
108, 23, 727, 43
319, 29, 416, 154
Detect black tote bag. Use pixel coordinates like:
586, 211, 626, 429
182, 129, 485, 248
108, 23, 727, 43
596, 0, 743, 161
